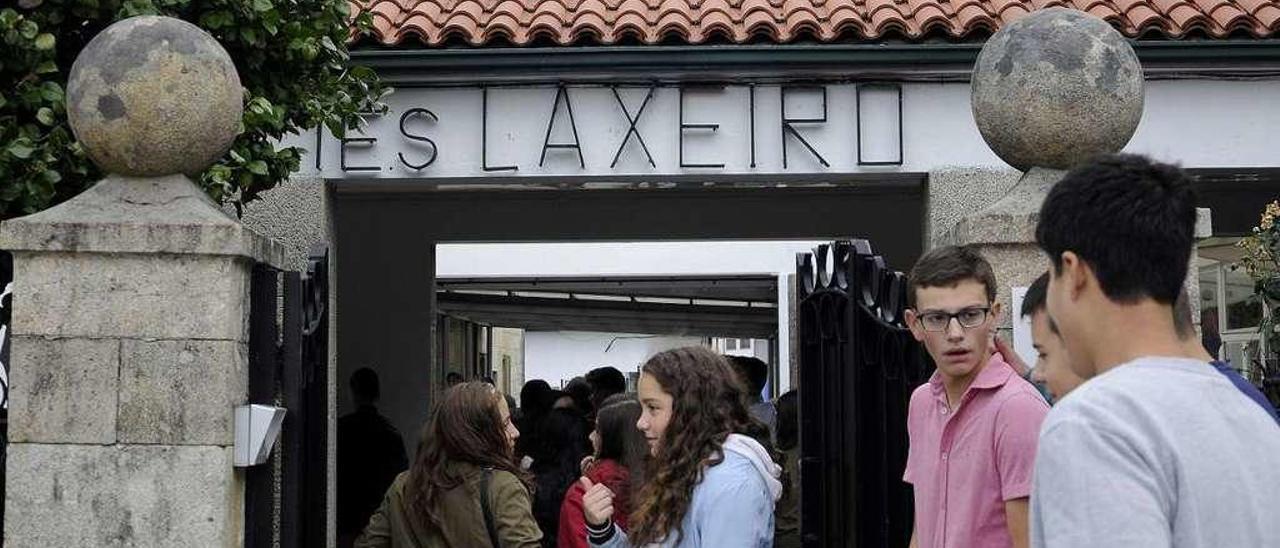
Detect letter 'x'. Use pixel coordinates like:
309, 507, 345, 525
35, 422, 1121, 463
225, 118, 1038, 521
610, 86, 657, 168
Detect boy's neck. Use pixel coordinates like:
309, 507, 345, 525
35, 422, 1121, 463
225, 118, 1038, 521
941, 350, 993, 409
1088, 300, 1190, 375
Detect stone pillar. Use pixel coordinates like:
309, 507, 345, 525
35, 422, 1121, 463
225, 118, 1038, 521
0, 17, 284, 547
942, 8, 1145, 328
940, 168, 1065, 327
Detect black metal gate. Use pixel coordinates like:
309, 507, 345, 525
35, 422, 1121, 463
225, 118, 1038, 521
797, 240, 932, 548
247, 246, 330, 548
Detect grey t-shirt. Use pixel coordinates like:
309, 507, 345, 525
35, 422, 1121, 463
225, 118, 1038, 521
1030, 357, 1280, 548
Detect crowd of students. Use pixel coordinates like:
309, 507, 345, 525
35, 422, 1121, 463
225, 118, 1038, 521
343, 153, 1280, 547
345, 349, 799, 548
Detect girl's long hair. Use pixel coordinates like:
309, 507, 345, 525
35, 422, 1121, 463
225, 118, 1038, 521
627, 346, 775, 545
403, 382, 533, 533
594, 393, 649, 488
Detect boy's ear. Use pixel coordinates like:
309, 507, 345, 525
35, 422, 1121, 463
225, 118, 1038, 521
905, 309, 925, 342
1060, 251, 1089, 301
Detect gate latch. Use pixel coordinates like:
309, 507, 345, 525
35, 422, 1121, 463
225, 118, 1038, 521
234, 404, 286, 467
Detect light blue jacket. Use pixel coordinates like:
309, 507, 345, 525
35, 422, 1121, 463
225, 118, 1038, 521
591, 434, 782, 548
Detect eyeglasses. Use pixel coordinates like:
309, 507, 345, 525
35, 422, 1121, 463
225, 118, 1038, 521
915, 307, 991, 332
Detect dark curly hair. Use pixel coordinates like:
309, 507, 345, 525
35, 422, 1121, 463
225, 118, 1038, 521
628, 346, 775, 545
404, 382, 533, 534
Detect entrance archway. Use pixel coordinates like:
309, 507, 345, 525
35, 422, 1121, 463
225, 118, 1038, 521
331, 175, 925, 439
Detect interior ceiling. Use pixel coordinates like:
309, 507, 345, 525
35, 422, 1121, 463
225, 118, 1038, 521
436, 275, 779, 338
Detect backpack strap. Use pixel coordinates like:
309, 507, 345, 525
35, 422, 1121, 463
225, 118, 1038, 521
481, 467, 502, 548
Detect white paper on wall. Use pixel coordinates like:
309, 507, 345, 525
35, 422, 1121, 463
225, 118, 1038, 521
1010, 286, 1037, 372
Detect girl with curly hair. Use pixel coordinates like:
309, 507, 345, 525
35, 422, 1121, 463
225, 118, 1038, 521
356, 381, 542, 547
580, 346, 783, 547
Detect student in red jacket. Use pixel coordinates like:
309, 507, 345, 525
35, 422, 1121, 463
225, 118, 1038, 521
558, 394, 648, 548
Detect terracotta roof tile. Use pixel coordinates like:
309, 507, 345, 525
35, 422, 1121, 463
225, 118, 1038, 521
1256, 4, 1280, 24
1210, 4, 1252, 25
355, 0, 1280, 46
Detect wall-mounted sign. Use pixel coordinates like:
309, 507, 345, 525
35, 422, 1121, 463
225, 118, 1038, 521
312, 83, 933, 179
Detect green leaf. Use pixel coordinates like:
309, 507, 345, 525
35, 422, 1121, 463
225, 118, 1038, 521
7, 141, 35, 160
201, 10, 233, 29
0, 184, 22, 201
39, 82, 62, 103
0, 0, 385, 220
325, 119, 345, 139
19, 20, 38, 40
248, 97, 271, 114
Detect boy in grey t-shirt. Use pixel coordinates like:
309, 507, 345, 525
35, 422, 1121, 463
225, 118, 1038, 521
1030, 154, 1280, 548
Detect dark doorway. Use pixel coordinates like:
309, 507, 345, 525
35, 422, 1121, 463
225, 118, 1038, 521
331, 176, 925, 441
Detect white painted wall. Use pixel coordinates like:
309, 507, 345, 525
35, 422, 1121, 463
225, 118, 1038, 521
294, 78, 1280, 178
1128, 79, 1280, 167
523, 331, 705, 389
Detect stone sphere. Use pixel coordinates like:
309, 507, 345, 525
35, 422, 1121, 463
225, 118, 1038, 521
67, 16, 242, 177
971, 8, 1143, 171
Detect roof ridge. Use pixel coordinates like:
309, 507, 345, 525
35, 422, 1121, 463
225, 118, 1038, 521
356, 0, 1280, 47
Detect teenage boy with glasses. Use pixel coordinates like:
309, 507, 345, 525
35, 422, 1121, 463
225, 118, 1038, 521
902, 245, 1049, 548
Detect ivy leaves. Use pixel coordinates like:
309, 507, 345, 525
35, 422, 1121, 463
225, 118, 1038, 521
0, 7, 83, 217
0, 0, 384, 219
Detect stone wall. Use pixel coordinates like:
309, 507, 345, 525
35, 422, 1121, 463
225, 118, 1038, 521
235, 174, 329, 273
2, 174, 284, 547
925, 167, 1021, 249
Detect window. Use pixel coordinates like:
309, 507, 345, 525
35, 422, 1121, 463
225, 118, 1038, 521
1197, 241, 1266, 378
1222, 337, 1262, 377
1224, 267, 1263, 331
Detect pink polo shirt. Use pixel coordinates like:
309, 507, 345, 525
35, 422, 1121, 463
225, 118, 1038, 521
903, 352, 1049, 548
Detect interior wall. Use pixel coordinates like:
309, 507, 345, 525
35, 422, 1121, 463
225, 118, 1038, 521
523, 331, 706, 389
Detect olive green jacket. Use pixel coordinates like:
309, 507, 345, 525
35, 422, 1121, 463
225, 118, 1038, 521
355, 464, 543, 548
774, 448, 801, 548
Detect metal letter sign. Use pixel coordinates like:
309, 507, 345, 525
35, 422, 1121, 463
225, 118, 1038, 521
398, 108, 439, 170
340, 112, 380, 172
856, 84, 904, 166
781, 86, 830, 169
539, 85, 586, 168
483, 87, 518, 172
610, 86, 657, 168
310, 82, 913, 177
678, 86, 725, 169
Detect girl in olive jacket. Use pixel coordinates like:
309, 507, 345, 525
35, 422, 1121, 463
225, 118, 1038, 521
357, 382, 543, 548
